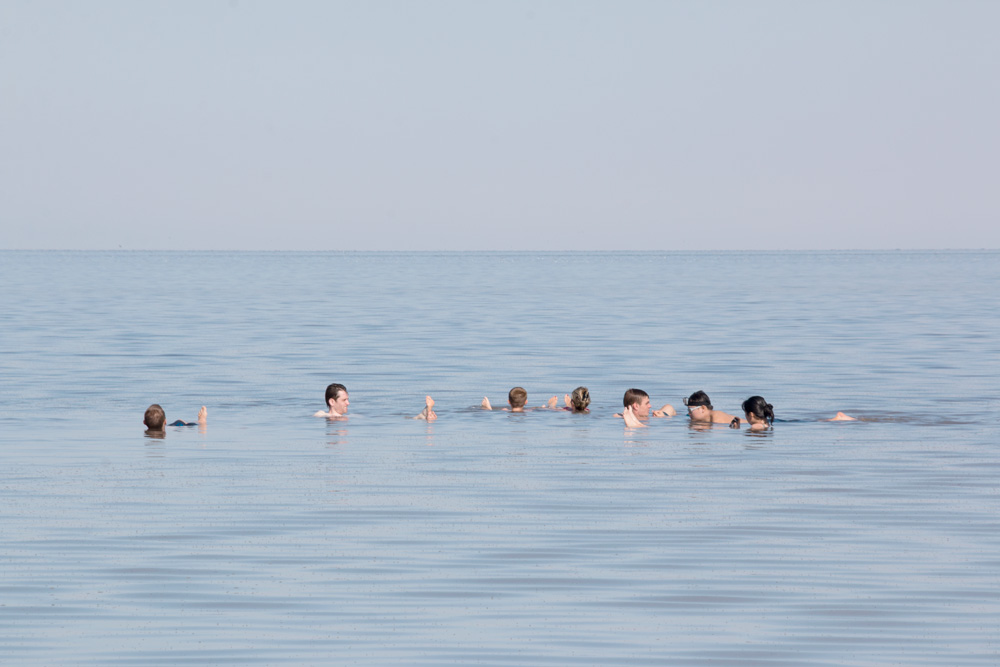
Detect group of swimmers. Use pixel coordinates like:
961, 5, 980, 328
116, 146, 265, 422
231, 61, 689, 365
143, 384, 854, 436
308, 384, 856, 432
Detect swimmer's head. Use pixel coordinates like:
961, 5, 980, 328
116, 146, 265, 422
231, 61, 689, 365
144, 404, 166, 430
683, 390, 712, 410
623, 388, 651, 418
569, 386, 590, 412
508, 387, 528, 409
742, 396, 774, 425
684, 391, 713, 421
623, 388, 648, 409
325, 383, 349, 413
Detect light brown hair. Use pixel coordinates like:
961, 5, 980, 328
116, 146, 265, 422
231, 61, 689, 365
623, 388, 648, 408
144, 404, 166, 430
508, 386, 528, 408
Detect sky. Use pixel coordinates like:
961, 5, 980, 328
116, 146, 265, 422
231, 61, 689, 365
2, 1, 998, 250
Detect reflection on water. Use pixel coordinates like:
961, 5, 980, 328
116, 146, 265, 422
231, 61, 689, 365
1, 251, 999, 665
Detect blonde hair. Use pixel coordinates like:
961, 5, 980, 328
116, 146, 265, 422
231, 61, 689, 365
570, 386, 590, 412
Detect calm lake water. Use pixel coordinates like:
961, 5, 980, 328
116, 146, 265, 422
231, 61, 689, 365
1, 250, 998, 665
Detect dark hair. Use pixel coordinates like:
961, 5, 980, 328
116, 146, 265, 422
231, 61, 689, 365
623, 388, 648, 408
684, 390, 712, 409
325, 383, 347, 406
742, 396, 774, 424
569, 386, 590, 412
508, 386, 528, 408
144, 404, 166, 430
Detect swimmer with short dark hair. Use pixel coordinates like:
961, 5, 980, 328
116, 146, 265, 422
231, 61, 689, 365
144, 404, 207, 435
315, 383, 349, 418
684, 390, 742, 427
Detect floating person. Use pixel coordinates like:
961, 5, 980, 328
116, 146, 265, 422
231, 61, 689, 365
482, 387, 530, 412
615, 388, 676, 426
740, 396, 774, 431
144, 404, 207, 436
314, 383, 349, 418
414, 395, 437, 421
684, 390, 741, 427
562, 386, 591, 413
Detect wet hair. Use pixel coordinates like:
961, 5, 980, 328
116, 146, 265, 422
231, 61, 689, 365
569, 386, 590, 412
508, 387, 528, 408
742, 396, 775, 424
144, 404, 165, 430
683, 390, 713, 409
623, 388, 648, 408
325, 383, 347, 406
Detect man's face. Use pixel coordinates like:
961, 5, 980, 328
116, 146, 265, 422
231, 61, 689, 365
633, 396, 651, 419
329, 390, 350, 415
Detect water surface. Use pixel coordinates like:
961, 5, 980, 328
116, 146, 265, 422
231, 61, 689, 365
1, 251, 998, 665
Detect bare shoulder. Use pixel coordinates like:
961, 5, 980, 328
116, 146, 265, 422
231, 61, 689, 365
713, 410, 739, 424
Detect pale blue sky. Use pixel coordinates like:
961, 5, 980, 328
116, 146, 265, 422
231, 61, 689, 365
2, 1, 998, 250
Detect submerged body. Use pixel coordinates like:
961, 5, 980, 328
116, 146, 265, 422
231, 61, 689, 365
684, 391, 741, 427
144, 404, 207, 437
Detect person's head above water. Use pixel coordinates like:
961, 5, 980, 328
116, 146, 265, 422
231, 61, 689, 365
684, 390, 712, 409
684, 390, 713, 421
569, 386, 590, 412
623, 388, 651, 418
324, 383, 349, 414
508, 387, 528, 409
742, 396, 775, 426
144, 404, 165, 431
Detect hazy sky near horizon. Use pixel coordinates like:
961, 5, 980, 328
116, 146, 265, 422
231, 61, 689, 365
2, 1, 998, 250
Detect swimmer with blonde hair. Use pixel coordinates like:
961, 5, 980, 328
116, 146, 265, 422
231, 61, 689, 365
563, 386, 591, 413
